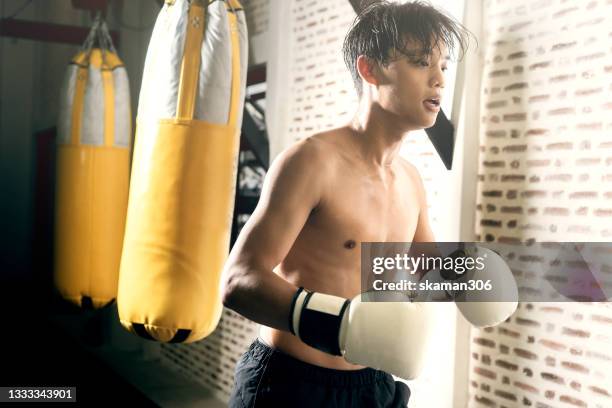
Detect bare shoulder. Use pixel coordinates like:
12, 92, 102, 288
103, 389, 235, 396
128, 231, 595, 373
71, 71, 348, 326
271, 134, 330, 176
397, 157, 424, 186
262, 132, 340, 208
275, 128, 346, 171
397, 157, 428, 205
308, 128, 348, 157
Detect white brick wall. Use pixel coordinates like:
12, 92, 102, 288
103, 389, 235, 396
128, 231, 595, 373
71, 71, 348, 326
470, 0, 612, 407
286, 0, 358, 139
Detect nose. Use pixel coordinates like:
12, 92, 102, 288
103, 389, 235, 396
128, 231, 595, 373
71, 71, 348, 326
430, 67, 445, 89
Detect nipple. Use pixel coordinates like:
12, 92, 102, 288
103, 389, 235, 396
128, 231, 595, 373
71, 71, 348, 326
344, 240, 356, 249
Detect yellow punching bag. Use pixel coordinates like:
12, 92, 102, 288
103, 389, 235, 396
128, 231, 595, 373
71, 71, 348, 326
54, 16, 131, 309
118, 0, 248, 343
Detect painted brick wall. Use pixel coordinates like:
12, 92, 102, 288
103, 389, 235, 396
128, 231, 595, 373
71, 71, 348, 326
471, 0, 612, 407
286, 0, 358, 138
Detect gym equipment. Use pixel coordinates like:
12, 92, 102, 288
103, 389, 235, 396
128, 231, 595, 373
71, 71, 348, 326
54, 15, 131, 309
118, 0, 248, 343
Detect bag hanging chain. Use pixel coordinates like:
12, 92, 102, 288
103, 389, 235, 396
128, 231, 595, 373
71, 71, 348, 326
80, 12, 118, 67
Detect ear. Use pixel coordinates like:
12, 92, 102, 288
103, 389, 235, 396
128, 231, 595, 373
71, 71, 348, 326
356, 55, 379, 88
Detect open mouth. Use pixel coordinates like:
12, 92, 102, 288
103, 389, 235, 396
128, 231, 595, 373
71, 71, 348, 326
423, 98, 441, 111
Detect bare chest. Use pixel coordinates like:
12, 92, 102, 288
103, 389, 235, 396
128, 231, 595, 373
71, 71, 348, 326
310, 170, 420, 244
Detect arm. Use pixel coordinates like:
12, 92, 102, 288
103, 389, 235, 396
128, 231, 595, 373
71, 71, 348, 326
221, 139, 327, 332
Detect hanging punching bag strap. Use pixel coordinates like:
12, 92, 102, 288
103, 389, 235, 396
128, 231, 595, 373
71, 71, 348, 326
70, 13, 101, 146
80, 13, 101, 63
71, 66, 89, 145
176, 0, 206, 120
97, 18, 115, 148
225, 0, 243, 129
101, 68, 115, 147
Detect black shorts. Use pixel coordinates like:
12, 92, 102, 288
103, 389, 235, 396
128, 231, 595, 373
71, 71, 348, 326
228, 338, 410, 408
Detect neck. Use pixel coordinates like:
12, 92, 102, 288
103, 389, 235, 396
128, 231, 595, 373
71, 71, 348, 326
348, 98, 412, 168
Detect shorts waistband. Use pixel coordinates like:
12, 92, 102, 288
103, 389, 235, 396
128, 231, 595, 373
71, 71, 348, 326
248, 338, 388, 387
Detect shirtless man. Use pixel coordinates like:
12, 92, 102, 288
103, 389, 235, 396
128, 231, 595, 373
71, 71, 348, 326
222, 2, 469, 406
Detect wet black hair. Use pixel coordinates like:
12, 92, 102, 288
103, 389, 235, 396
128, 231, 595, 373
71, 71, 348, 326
342, 0, 472, 95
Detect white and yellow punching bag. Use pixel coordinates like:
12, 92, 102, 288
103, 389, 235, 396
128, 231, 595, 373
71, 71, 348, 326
118, 0, 248, 343
54, 17, 131, 309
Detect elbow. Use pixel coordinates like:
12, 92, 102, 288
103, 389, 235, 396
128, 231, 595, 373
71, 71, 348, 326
220, 268, 238, 309
220, 256, 265, 310
221, 262, 247, 310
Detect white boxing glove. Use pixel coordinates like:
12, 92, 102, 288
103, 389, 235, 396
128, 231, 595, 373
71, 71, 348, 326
417, 246, 518, 328
290, 289, 440, 380
454, 246, 518, 327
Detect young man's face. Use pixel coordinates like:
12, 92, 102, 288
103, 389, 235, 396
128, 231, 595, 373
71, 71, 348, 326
375, 41, 449, 130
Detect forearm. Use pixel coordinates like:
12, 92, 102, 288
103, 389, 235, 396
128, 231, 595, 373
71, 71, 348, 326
223, 264, 439, 380
221, 263, 297, 332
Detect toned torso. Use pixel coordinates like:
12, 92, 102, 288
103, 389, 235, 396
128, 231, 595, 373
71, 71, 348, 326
259, 127, 423, 370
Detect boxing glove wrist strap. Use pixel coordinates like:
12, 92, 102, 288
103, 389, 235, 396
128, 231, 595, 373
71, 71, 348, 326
290, 288, 350, 356
288, 287, 307, 335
